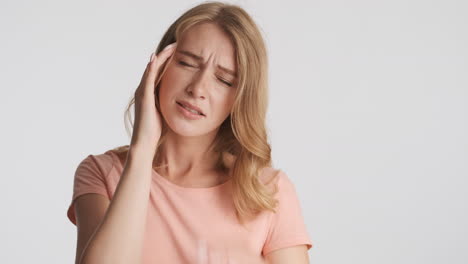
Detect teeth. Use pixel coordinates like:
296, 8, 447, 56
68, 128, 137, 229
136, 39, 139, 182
181, 104, 202, 115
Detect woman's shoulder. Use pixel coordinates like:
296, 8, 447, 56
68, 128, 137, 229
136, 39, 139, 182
106, 145, 130, 165
258, 167, 298, 196
257, 166, 282, 191
82, 149, 117, 174
79, 145, 128, 174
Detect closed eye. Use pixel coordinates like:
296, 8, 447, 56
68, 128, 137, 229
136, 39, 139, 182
218, 78, 233, 87
178, 60, 194, 67
178, 60, 233, 87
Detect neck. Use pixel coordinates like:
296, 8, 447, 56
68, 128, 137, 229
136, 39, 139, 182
154, 128, 221, 182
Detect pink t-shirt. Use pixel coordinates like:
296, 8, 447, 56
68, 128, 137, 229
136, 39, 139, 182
67, 150, 313, 263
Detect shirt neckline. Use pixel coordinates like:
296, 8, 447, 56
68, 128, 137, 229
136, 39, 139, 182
107, 149, 232, 191
152, 168, 232, 191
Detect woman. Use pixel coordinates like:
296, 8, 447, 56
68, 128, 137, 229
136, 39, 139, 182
67, 1, 313, 263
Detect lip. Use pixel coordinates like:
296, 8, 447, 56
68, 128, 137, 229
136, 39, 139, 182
176, 100, 205, 116
176, 102, 205, 120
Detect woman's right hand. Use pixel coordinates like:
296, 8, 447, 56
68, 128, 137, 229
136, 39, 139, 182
129, 42, 177, 154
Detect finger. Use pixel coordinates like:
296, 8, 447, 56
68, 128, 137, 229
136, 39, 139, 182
137, 53, 155, 88
145, 42, 177, 88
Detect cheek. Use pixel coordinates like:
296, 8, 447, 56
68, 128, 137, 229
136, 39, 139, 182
161, 64, 193, 89
221, 88, 236, 106
161, 64, 178, 86
158, 67, 180, 98
214, 95, 236, 117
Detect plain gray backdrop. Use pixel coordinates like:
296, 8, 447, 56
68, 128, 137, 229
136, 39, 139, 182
1, 0, 467, 263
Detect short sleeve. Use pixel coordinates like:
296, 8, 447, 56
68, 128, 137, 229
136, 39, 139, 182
262, 170, 313, 256
66, 153, 114, 225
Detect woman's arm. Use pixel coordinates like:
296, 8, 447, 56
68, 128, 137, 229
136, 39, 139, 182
74, 193, 110, 264
77, 43, 176, 264
78, 146, 153, 264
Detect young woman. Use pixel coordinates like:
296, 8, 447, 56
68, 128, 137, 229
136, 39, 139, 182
66, 2, 313, 263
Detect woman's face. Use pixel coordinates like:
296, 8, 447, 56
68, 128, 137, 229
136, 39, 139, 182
158, 22, 238, 137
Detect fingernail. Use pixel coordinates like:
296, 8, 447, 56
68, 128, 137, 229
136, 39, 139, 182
149, 52, 155, 62
163, 42, 177, 51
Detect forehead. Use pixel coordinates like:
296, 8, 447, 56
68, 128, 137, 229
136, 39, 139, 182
178, 22, 237, 72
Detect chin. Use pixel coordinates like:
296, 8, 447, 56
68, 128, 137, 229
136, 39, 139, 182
164, 116, 208, 137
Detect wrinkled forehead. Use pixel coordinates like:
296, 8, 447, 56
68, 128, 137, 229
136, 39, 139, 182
177, 23, 237, 72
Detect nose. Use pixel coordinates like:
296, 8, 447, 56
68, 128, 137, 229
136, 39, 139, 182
186, 67, 211, 99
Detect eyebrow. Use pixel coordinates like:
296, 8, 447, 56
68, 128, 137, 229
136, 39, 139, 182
177, 50, 237, 78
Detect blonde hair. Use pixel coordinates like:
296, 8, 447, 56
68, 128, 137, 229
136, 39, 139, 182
112, 1, 279, 225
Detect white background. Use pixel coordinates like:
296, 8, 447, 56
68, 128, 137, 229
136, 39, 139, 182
1, 0, 467, 263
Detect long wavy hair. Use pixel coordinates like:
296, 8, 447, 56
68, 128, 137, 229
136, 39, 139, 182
111, 1, 279, 225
